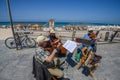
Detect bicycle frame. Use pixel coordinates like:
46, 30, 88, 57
18, 34, 29, 46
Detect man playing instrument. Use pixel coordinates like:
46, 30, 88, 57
34, 35, 64, 79
48, 30, 67, 56
77, 28, 97, 67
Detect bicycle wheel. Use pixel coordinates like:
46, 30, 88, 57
25, 38, 36, 47
5, 37, 16, 49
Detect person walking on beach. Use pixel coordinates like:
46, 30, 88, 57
33, 35, 64, 79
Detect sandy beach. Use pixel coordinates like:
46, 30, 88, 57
0, 28, 111, 41
0, 28, 12, 40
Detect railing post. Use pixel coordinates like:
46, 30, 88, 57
96, 30, 100, 36
109, 31, 118, 42
72, 30, 76, 41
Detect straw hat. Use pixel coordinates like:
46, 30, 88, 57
36, 36, 49, 44
50, 30, 55, 33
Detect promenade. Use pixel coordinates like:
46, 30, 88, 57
0, 40, 120, 80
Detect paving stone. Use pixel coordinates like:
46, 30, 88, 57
0, 40, 120, 80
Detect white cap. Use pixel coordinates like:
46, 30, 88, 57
36, 36, 49, 44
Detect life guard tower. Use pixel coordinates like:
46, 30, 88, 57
49, 19, 54, 29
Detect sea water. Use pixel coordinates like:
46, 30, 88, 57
0, 22, 119, 28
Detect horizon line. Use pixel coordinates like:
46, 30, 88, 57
0, 21, 120, 25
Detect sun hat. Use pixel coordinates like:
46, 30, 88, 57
36, 36, 49, 44
49, 30, 55, 33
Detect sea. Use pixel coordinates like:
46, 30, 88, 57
0, 22, 120, 28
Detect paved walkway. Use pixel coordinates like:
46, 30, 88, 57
0, 40, 120, 80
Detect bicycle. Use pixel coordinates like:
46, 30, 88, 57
5, 31, 36, 49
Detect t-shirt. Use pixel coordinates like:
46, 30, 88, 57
82, 34, 91, 40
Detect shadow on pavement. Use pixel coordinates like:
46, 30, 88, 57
66, 53, 77, 67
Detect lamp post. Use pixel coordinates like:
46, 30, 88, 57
6, 0, 18, 50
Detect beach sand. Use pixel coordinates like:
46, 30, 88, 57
0, 28, 12, 40
1, 27, 120, 44
0, 28, 107, 41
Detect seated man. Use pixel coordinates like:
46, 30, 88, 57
77, 29, 97, 66
48, 30, 61, 45
48, 30, 67, 55
34, 35, 64, 79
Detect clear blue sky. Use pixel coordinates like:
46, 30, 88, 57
0, 0, 120, 24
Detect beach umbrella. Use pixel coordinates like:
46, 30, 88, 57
33, 24, 42, 30
15, 24, 24, 29
33, 24, 39, 27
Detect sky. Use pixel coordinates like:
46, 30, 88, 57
0, 0, 120, 24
